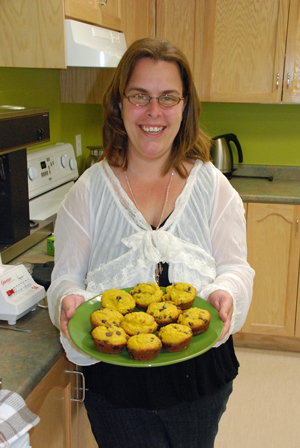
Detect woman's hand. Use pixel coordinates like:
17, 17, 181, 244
60, 294, 85, 339
207, 290, 233, 341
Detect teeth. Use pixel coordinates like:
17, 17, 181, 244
141, 126, 164, 134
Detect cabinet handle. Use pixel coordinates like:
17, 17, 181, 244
276, 73, 280, 89
65, 370, 85, 402
286, 72, 290, 89
296, 220, 299, 236
98, 1, 107, 4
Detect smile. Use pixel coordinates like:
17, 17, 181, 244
140, 125, 165, 134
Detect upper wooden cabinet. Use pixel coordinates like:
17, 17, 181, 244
196, 0, 290, 103
196, 0, 300, 103
64, 0, 122, 31
156, 0, 196, 73
0, 0, 66, 69
282, 0, 300, 102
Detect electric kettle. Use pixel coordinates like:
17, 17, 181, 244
210, 133, 243, 178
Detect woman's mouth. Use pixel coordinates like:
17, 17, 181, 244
140, 125, 165, 134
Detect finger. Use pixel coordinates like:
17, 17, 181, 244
60, 309, 71, 339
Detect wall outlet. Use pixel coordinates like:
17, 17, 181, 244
76, 134, 82, 156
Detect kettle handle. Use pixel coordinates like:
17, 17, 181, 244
224, 133, 243, 163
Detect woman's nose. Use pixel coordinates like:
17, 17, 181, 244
146, 98, 162, 117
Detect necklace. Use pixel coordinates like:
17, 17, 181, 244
125, 169, 174, 231
125, 169, 174, 285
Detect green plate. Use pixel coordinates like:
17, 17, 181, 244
69, 288, 223, 367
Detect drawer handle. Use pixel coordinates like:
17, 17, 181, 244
65, 370, 85, 402
98, 1, 107, 4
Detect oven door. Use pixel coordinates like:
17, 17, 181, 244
29, 181, 75, 221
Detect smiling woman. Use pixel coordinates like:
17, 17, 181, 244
47, 37, 254, 448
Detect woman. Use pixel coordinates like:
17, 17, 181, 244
48, 38, 254, 448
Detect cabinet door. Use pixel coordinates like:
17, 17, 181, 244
26, 356, 75, 448
195, 0, 290, 103
243, 203, 300, 336
120, 0, 155, 47
156, 0, 196, 72
0, 0, 65, 68
282, 0, 300, 102
65, 0, 122, 31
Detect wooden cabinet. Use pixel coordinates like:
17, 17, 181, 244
0, 0, 65, 69
26, 356, 97, 448
65, 0, 122, 31
242, 203, 300, 337
156, 0, 196, 72
282, 0, 300, 102
196, 0, 291, 103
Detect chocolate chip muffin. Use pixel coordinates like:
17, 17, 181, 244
177, 307, 211, 335
91, 325, 129, 354
157, 323, 193, 352
90, 308, 124, 329
130, 283, 163, 310
127, 334, 162, 360
163, 283, 196, 310
101, 289, 136, 315
146, 301, 181, 327
120, 312, 158, 336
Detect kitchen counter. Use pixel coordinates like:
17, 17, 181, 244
230, 178, 300, 204
0, 239, 63, 399
230, 164, 300, 204
1, 166, 299, 400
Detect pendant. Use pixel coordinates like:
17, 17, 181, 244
155, 262, 163, 286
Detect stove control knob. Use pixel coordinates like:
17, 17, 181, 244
28, 166, 38, 180
69, 158, 77, 170
61, 155, 69, 168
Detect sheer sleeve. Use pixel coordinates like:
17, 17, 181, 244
47, 175, 95, 331
200, 168, 255, 343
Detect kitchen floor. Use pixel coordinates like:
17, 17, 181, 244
214, 346, 300, 448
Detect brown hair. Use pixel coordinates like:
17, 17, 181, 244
100, 37, 210, 177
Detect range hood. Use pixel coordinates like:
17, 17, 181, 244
65, 19, 127, 68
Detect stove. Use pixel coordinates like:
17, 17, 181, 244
27, 143, 78, 221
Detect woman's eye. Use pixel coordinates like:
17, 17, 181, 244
134, 94, 148, 100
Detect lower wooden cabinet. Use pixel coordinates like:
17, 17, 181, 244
239, 202, 300, 346
26, 356, 97, 448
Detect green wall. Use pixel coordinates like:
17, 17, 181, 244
1, 67, 299, 170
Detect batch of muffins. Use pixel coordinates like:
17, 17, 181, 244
90, 282, 211, 361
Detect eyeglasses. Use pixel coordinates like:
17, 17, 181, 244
124, 93, 185, 107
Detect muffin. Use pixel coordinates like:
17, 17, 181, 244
157, 323, 193, 352
130, 283, 163, 310
120, 312, 158, 336
101, 289, 136, 315
163, 283, 196, 310
177, 307, 211, 335
146, 301, 181, 327
91, 325, 129, 354
90, 308, 124, 329
127, 334, 162, 360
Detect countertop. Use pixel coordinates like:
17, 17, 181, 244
0, 240, 63, 399
1, 167, 299, 400
230, 177, 300, 204
229, 164, 300, 204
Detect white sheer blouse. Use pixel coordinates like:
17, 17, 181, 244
47, 159, 254, 365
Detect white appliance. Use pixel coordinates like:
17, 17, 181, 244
0, 261, 45, 325
65, 19, 127, 67
27, 143, 79, 221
